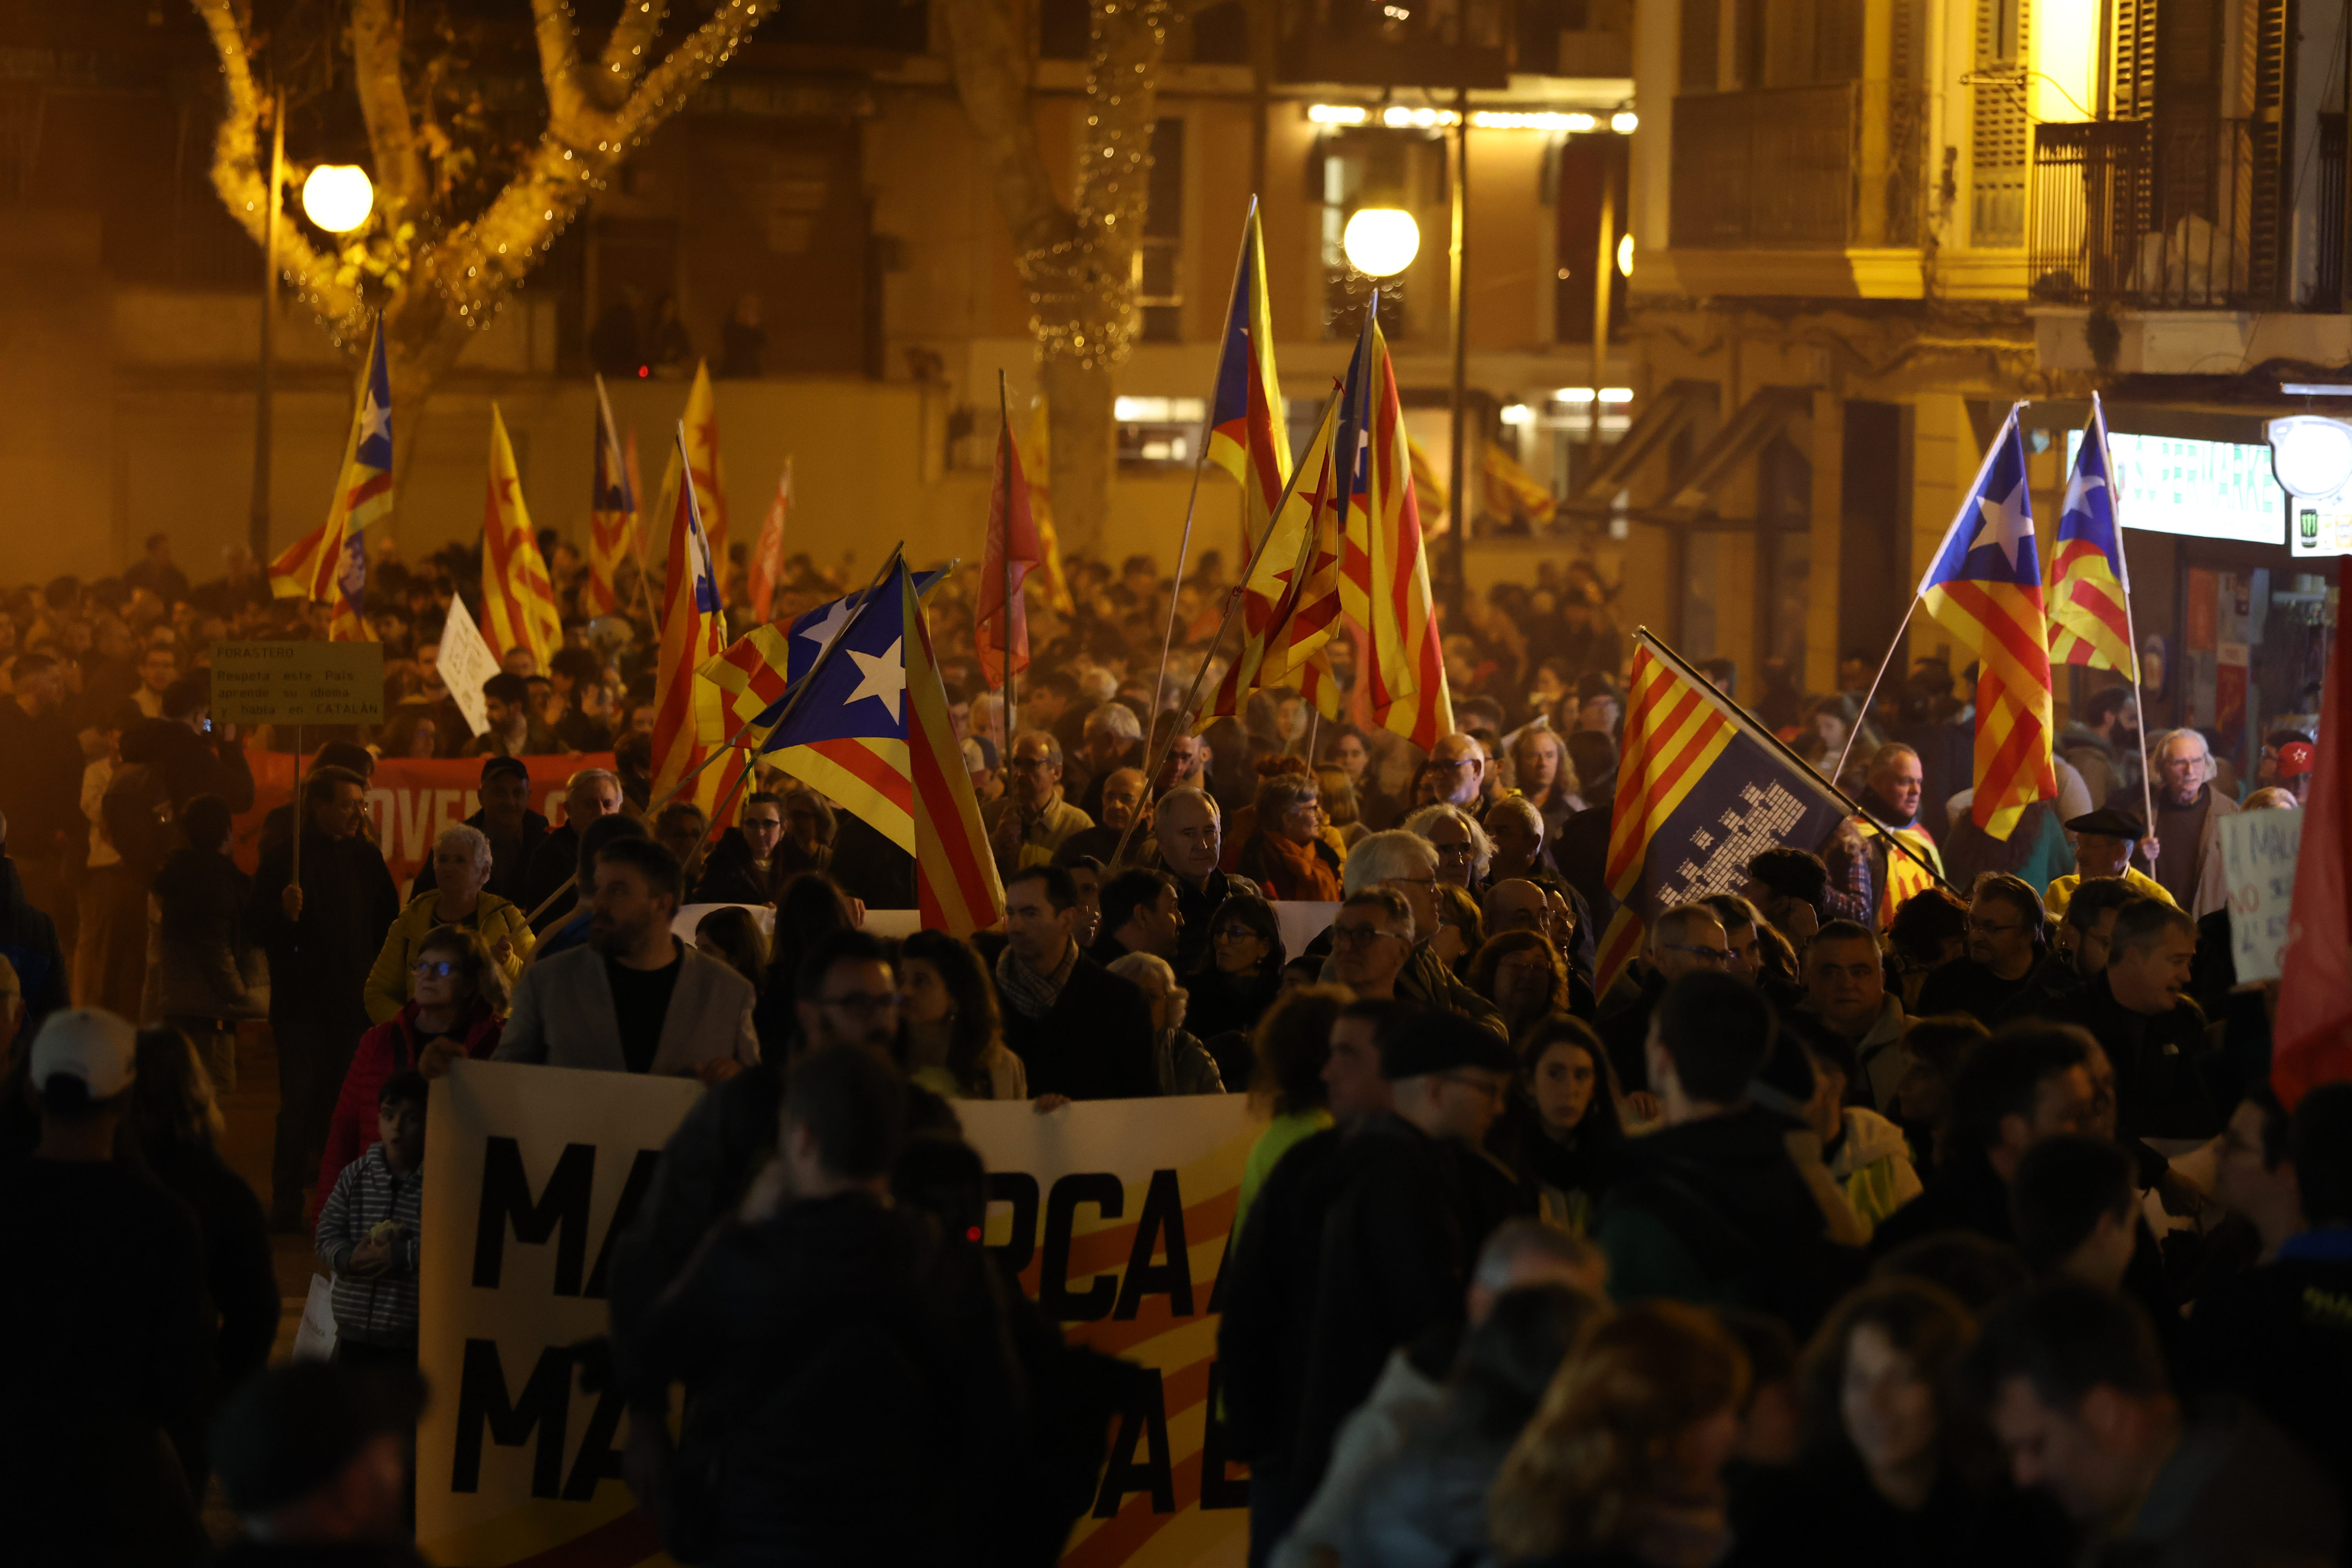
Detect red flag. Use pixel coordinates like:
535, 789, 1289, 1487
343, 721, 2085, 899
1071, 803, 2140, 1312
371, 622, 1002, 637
976, 419, 1040, 691
750, 460, 791, 624
2274, 562, 2352, 1108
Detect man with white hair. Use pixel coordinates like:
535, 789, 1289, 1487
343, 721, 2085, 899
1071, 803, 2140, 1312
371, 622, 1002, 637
1423, 733, 1488, 813
2127, 729, 2239, 918
1152, 786, 1261, 972
521, 765, 627, 930
1339, 829, 1505, 1036
1072, 701, 1145, 822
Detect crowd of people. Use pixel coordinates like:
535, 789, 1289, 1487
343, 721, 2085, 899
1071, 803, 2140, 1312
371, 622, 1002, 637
0, 527, 2340, 1568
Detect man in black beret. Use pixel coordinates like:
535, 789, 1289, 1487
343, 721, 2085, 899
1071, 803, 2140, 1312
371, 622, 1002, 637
2044, 806, 2173, 924
209, 1361, 425, 1565
1280, 1010, 1531, 1519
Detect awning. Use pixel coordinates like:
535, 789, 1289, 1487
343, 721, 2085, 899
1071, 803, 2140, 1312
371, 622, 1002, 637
1652, 385, 1815, 527
1563, 378, 1718, 514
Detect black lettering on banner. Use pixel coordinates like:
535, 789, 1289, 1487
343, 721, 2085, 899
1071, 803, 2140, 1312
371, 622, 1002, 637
561, 1383, 632, 1501
451, 1338, 572, 1497
472, 1137, 596, 1294
1198, 1360, 1251, 1510
1040, 1172, 1123, 1321
1093, 1368, 1175, 1518
1113, 1168, 1192, 1319
1205, 1223, 1236, 1316
583, 1147, 663, 1299
987, 1171, 1041, 1275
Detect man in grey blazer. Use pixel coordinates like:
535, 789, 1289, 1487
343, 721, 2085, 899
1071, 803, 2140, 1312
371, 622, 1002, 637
495, 836, 758, 1080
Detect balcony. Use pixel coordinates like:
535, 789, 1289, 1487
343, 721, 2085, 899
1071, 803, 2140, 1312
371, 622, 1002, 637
1668, 82, 1922, 250
2027, 118, 2288, 309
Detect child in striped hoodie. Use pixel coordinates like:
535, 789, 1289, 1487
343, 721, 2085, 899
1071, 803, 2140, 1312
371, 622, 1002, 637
314, 1069, 426, 1369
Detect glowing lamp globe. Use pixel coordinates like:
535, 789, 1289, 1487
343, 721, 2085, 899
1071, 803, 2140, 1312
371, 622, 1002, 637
1343, 207, 1421, 278
302, 165, 376, 234
2268, 416, 2352, 500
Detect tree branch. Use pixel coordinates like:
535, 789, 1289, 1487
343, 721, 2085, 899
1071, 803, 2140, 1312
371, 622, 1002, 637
592, 0, 669, 112
348, 0, 428, 220
190, 0, 361, 325
938, 0, 1069, 255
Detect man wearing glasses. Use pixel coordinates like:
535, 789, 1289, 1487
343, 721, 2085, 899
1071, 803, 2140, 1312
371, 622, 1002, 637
1916, 875, 2072, 1030
1422, 733, 1489, 814
1330, 889, 1416, 1000
1595, 903, 1733, 1096
993, 863, 1156, 1100
1338, 831, 1505, 1035
984, 731, 1094, 877
496, 837, 759, 1080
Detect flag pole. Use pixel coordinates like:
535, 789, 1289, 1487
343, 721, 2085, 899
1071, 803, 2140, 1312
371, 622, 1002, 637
289, 723, 303, 921
519, 542, 909, 931
1828, 599, 1918, 788
2091, 392, 2159, 842
998, 369, 1018, 750
1107, 381, 1348, 871
1149, 196, 1265, 717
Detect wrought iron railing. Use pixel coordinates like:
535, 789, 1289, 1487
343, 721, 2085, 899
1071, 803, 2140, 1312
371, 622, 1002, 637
2028, 116, 2286, 307
1668, 81, 1922, 249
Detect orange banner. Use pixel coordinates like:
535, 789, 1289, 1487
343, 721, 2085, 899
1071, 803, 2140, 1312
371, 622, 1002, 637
235, 752, 614, 891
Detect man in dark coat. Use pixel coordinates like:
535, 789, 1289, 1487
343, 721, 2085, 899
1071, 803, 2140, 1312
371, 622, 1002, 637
992, 864, 1154, 1100
1594, 903, 1731, 1094
1916, 873, 2076, 1029
520, 766, 624, 929
247, 765, 399, 1229
116, 675, 254, 813
0, 653, 87, 946
410, 756, 550, 906
0, 827, 71, 1043
2044, 897, 2220, 1142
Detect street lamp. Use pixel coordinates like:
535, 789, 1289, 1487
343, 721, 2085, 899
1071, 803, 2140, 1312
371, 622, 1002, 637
302, 164, 375, 233
1343, 206, 1421, 277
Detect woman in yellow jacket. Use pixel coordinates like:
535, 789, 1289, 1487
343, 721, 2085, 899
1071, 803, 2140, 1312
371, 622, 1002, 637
363, 824, 534, 1023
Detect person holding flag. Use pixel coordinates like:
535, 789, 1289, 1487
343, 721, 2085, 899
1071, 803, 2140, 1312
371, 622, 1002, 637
478, 405, 563, 675
269, 323, 392, 641
2049, 395, 2158, 840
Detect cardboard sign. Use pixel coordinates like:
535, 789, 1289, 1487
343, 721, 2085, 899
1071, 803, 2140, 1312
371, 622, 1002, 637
438, 596, 500, 738
2221, 809, 2303, 983
209, 641, 385, 725
412, 1063, 1257, 1568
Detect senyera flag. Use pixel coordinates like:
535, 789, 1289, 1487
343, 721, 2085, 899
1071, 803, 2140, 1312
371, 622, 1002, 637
270, 320, 392, 642
1918, 406, 2057, 840
2049, 396, 2139, 679
1595, 631, 1851, 992
652, 421, 735, 817
478, 403, 562, 673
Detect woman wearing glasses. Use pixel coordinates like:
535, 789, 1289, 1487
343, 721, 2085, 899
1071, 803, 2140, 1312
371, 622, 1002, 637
314, 925, 506, 1222
1183, 893, 1288, 1083
361, 824, 534, 1025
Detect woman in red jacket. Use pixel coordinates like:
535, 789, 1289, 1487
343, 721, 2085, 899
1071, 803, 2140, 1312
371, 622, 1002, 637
312, 925, 505, 1220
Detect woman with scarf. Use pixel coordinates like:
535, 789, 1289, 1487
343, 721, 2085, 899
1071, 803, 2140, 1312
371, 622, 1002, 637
1231, 772, 1342, 902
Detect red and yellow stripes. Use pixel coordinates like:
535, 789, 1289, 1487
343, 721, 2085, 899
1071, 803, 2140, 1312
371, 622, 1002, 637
2048, 540, 2135, 672
1923, 577, 2057, 841
1342, 328, 1454, 750
904, 567, 1004, 936
694, 623, 793, 749
651, 456, 731, 819
479, 405, 563, 674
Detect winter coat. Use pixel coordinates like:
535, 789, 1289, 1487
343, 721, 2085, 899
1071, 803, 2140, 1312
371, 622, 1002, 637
688, 826, 781, 907
1278, 1347, 1448, 1568
314, 1144, 422, 1344
148, 847, 261, 1022
1153, 1027, 1225, 1095
360, 889, 533, 1024
314, 1002, 500, 1224
247, 828, 400, 1022
494, 940, 759, 1077
116, 718, 254, 813
998, 952, 1158, 1101
144, 1139, 277, 1393
2047, 974, 2222, 1140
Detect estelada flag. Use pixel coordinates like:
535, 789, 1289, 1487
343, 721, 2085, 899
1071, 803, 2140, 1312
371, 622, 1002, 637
755, 557, 1002, 935
271, 321, 392, 642
2048, 395, 2138, 678
652, 421, 733, 814
1595, 631, 1853, 992
586, 376, 637, 617
696, 567, 945, 751
1918, 406, 2058, 841
478, 404, 562, 673
2273, 565, 2352, 1107
976, 410, 1040, 691
1206, 199, 1290, 565
1201, 389, 1344, 726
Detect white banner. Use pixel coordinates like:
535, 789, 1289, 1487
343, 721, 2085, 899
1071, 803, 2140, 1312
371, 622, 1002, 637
438, 595, 500, 737
2221, 809, 2303, 983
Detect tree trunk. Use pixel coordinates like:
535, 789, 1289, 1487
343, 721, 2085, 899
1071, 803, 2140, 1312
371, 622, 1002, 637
1042, 355, 1114, 559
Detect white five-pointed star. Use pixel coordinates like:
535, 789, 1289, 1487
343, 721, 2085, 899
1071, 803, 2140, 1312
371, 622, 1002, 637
359, 390, 390, 447
845, 639, 904, 722
1967, 478, 2035, 573
798, 596, 853, 655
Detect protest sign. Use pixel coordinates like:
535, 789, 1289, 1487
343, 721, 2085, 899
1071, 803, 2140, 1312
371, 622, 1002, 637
412, 1063, 1257, 1567
210, 640, 385, 726
438, 596, 501, 737
232, 752, 608, 889
2221, 809, 2303, 983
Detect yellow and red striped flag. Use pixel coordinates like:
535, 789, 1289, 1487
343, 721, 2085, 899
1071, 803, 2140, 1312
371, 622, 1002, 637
748, 460, 791, 624
1202, 389, 1344, 725
652, 422, 736, 817
1206, 201, 1295, 599
1025, 395, 1076, 616
1337, 301, 1454, 749
586, 376, 637, 617
478, 405, 562, 673
1919, 406, 2058, 840
681, 360, 730, 581
1594, 633, 1854, 991
270, 322, 392, 642
2048, 396, 2139, 679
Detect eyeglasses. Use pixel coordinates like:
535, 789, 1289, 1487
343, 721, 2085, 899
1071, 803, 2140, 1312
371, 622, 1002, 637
818, 992, 898, 1016
410, 959, 459, 978
1966, 917, 2024, 935
1661, 944, 1734, 966
1212, 926, 1266, 944
1332, 924, 1407, 947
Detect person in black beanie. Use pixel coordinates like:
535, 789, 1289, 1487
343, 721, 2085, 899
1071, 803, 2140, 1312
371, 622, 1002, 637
209, 1361, 426, 1566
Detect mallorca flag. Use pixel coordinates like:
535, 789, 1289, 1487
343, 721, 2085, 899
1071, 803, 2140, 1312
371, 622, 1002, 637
749, 460, 791, 624
2048, 396, 2139, 679
2274, 564, 2352, 1107
587, 376, 637, 617
270, 321, 392, 642
652, 422, 735, 815
1200, 390, 1344, 726
1595, 631, 1853, 991
479, 405, 562, 673
756, 558, 1003, 935
1337, 297, 1454, 749
1207, 200, 1293, 574
976, 408, 1040, 692
1919, 407, 2058, 841
1025, 395, 1076, 616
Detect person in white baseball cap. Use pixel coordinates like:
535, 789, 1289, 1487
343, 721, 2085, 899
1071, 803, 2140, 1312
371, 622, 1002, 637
27, 1005, 138, 1127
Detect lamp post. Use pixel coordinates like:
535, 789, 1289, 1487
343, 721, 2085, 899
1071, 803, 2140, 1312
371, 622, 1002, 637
1447, 88, 1469, 621
249, 89, 284, 565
